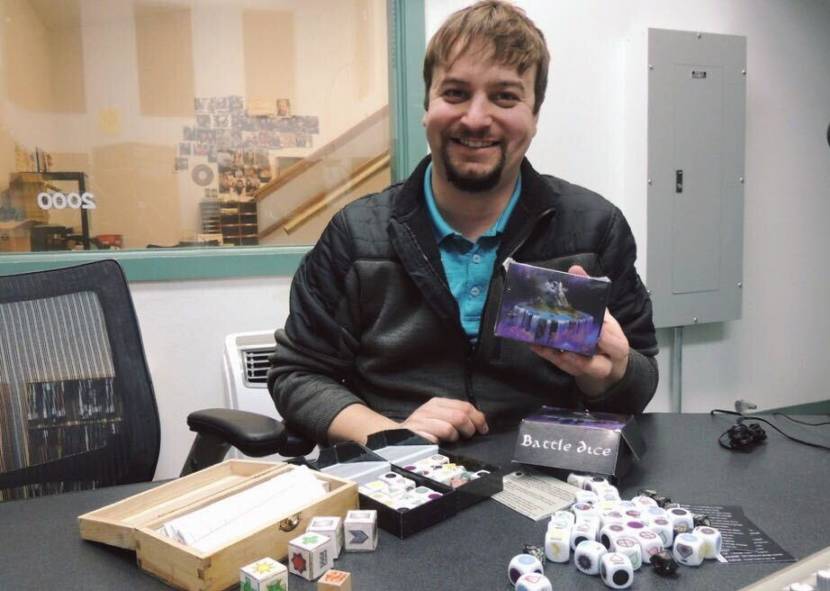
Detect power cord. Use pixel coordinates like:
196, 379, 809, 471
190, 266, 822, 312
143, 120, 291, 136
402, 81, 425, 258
772, 412, 830, 427
710, 409, 830, 452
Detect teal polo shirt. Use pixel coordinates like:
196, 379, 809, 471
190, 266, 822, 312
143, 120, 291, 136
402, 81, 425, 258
424, 162, 521, 340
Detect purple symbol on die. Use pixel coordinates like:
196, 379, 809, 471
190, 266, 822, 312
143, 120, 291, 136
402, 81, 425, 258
675, 544, 693, 559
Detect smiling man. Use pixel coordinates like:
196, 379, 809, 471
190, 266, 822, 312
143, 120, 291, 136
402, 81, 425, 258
268, 1, 658, 445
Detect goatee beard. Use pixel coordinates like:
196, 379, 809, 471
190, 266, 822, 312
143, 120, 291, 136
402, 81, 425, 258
441, 142, 506, 193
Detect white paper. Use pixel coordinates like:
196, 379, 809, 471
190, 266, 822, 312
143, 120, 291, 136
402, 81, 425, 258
492, 468, 581, 521
160, 466, 328, 553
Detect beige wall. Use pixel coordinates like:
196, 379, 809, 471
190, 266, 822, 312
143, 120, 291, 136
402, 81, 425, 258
243, 9, 295, 110
2, 0, 85, 115
92, 143, 182, 248
135, 4, 195, 118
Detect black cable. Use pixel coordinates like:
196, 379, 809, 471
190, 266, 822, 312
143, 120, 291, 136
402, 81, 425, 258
772, 412, 830, 427
710, 409, 830, 451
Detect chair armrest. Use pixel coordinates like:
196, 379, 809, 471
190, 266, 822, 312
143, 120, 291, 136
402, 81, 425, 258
186, 408, 314, 458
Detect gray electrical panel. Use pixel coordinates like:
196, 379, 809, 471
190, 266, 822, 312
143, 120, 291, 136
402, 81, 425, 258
646, 29, 746, 328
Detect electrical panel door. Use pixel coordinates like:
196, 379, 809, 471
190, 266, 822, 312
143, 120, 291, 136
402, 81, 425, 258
646, 29, 746, 327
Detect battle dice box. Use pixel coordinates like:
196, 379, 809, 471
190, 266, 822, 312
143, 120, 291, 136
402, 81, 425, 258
513, 406, 646, 479
494, 259, 611, 356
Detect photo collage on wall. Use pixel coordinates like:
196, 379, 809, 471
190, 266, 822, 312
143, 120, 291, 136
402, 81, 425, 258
175, 96, 320, 199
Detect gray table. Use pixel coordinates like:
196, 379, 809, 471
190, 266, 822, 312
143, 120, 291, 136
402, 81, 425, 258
1, 413, 828, 590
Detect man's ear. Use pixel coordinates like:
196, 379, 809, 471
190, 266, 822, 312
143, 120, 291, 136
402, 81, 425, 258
421, 111, 427, 127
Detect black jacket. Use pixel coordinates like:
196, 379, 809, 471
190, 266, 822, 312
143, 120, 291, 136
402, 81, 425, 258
268, 157, 658, 444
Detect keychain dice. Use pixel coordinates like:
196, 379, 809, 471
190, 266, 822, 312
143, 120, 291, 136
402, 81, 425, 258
508, 554, 544, 585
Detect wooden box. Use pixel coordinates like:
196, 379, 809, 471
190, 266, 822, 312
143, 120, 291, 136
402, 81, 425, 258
78, 460, 358, 591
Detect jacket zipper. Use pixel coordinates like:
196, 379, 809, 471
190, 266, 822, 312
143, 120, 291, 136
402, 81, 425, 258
465, 207, 557, 407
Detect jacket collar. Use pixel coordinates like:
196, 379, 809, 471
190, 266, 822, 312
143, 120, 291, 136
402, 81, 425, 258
387, 155, 560, 328
392, 156, 558, 227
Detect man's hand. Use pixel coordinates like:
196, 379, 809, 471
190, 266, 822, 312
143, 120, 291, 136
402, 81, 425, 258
530, 265, 630, 397
401, 398, 489, 443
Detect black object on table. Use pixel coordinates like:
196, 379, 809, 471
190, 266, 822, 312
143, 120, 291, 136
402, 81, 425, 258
0, 413, 828, 591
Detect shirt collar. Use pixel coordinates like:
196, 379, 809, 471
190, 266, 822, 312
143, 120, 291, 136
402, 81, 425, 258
423, 162, 522, 243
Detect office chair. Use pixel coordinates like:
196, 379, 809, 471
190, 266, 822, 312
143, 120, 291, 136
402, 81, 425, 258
0, 260, 312, 502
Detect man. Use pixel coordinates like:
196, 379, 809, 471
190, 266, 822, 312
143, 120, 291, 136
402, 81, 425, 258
268, 1, 657, 445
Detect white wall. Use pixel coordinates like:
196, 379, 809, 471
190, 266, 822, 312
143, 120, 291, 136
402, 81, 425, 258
139, 0, 830, 479
131, 277, 290, 479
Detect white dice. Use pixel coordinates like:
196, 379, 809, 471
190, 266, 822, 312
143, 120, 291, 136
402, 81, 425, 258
672, 532, 705, 566
545, 527, 571, 563
600, 552, 634, 589
693, 526, 723, 559
572, 502, 600, 521
666, 507, 695, 531
631, 494, 658, 508
601, 510, 626, 528
240, 557, 287, 591
576, 489, 600, 505
307, 516, 344, 559
648, 516, 674, 548
515, 572, 553, 591
642, 506, 667, 523
574, 540, 607, 575
599, 524, 627, 549
379, 471, 415, 494
598, 486, 621, 502
611, 536, 642, 571
551, 510, 576, 527
586, 476, 610, 492
287, 532, 333, 580
567, 472, 591, 488
570, 521, 598, 550
344, 510, 378, 552
508, 554, 544, 585
635, 529, 664, 564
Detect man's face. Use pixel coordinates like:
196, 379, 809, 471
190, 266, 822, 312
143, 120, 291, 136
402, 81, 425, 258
424, 46, 538, 193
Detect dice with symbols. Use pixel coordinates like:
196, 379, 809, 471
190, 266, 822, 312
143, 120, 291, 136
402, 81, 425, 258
287, 532, 333, 580
307, 516, 344, 559
317, 569, 352, 591
240, 557, 287, 591
344, 510, 378, 552
507, 554, 544, 585
515, 572, 553, 591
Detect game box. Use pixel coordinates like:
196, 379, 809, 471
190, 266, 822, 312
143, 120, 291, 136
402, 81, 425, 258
78, 459, 358, 591
494, 259, 611, 356
513, 407, 646, 479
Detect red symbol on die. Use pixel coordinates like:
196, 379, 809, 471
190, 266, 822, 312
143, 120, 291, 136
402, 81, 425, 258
290, 552, 307, 574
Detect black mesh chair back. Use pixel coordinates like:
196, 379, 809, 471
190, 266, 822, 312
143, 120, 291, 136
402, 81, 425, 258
0, 260, 160, 501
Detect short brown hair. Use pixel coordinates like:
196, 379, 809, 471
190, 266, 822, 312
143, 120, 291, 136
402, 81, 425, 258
423, 1, 550, 114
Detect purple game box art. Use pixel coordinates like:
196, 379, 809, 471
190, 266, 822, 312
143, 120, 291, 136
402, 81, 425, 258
493, 259, 611, 356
